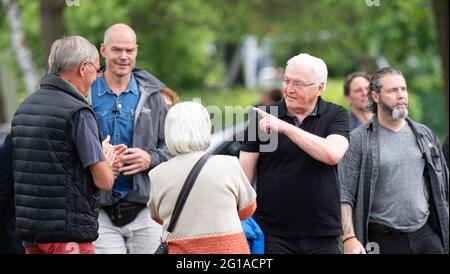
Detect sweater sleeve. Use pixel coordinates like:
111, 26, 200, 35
232, 158, 257, 220
147, 171, 163, 225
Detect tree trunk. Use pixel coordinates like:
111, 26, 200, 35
40, 0, 66, 70
1, 0, 39, 95
431, 0, 449, 133
0, 70, 6, 123
0, 61, 19, 123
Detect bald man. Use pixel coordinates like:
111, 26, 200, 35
89, 23, 172, 254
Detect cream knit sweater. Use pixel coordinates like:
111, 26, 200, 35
148, 152, 256, 254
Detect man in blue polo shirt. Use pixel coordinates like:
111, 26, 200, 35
240, 53, 350, 254
90, 23, 171, 254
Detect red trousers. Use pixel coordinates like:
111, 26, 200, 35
25, 242, 95, 254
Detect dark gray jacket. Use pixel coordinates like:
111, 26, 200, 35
89, 68, 172, 206
339, 117, 449, 253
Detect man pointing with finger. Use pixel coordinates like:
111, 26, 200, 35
90, 23, 172, 254
239, 53, 350, 254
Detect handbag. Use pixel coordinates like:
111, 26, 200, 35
154, 153, 212, 254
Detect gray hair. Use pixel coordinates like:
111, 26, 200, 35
368, 67, 403, 114
48, 36, 98, 74
286, 53, 328, 85
164, 102, 211, 156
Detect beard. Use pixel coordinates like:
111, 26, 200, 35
379, 97, 408, 120
355, 103, 370, 113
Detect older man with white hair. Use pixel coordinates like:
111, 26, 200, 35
239, 53, 350, 254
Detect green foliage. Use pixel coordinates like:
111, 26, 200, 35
0, 0, 446, 135
418, 94, 446, 140
0, 4, 8, 50
64, 0, 222, 90
263, 0, 445, 136
179, 87, 259, 110
4, 0, 442, 89
319, 79, 423, 129
127, 0, 220, 89
178, 87, 259, 129
8, 0, 43, 69
321, 79, 347, 109
64, 0, 130, 47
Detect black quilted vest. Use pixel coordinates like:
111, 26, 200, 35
11, 74, 101, 243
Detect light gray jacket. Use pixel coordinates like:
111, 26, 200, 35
89, 68, 173, 206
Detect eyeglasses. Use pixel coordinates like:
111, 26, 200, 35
282, 79, 315, 89
84, 62, 102, 77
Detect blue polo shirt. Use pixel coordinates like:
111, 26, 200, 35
91, 74, 141, 198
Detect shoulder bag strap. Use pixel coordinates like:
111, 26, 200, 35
166, 153, 212, 235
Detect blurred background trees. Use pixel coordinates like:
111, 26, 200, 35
0, 0, 448, 138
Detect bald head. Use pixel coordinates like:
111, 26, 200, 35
101, 23, 139, 79
103, 23, 137, 45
